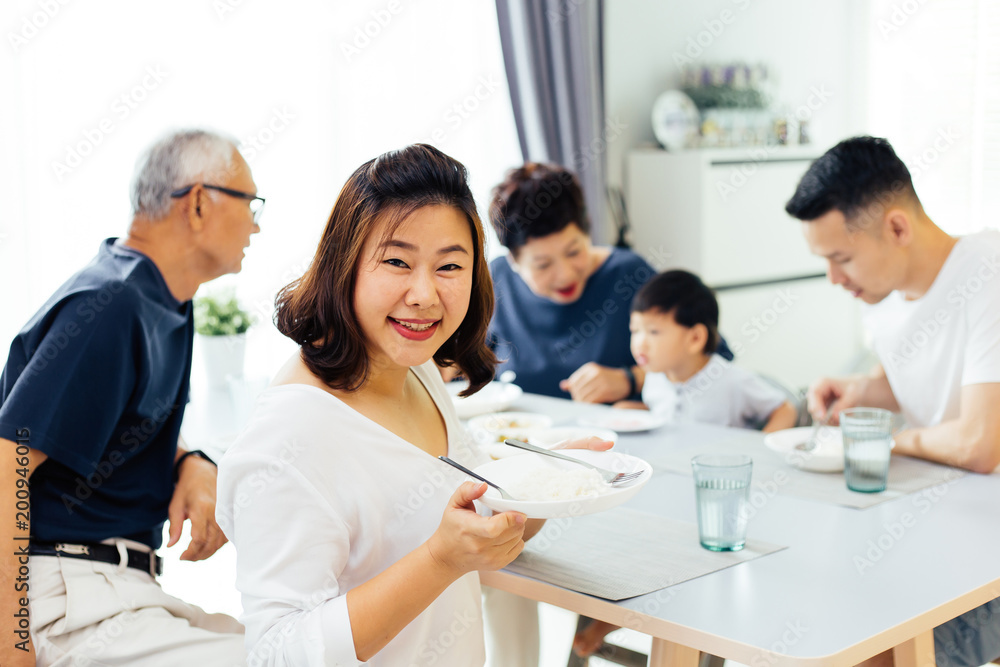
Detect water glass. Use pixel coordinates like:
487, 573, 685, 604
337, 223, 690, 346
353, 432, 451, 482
840, 408, 894, 493
691, 454, 753, 552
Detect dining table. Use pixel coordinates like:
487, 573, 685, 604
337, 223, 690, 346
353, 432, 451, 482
477, 393, 1000, 667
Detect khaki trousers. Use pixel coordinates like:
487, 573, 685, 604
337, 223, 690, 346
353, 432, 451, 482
29, 540, 245, 666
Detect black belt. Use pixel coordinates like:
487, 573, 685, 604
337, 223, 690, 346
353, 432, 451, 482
29, 541, 163, 577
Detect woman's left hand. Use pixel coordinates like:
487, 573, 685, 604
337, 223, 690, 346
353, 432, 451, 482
552, 436, 614, 451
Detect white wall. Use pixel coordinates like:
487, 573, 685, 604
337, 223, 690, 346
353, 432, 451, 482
603, 1, 874, 384
604, 0, 869, 207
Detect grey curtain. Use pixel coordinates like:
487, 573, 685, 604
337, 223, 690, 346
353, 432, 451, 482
495, 0, 608, 241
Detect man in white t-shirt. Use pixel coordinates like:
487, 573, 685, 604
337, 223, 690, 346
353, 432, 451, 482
786, 136, 1000, 667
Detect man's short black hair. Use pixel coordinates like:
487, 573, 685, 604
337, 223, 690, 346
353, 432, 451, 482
785, 136, 918, 227
632, 270, 719, 355
489, 163, 589, 255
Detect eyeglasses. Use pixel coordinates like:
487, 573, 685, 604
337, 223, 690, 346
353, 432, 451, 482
171, 184, 266, 224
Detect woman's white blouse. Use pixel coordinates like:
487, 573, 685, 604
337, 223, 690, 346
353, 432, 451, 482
216, 362, 488, 666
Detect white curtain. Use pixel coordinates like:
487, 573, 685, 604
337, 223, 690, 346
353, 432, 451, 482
0, 0, 521, 378
867, 0, 1000, 234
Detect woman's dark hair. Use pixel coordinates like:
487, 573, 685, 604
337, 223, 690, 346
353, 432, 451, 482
785, 136, 918, 228
488, 162, 589, 256
632, 270, 719, 355
274, 144, 496, 396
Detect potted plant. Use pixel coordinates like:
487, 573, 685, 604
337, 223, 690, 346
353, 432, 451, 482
194, 292, 255, 388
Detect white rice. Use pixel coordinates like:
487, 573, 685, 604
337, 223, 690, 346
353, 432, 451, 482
508, 468, 612, 501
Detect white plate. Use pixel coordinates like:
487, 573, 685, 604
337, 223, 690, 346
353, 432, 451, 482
447, 381, 523, 419
577, 409, 668, 433
483, 426, 619, 460
472, 450, 652, 519
763, 426, 844, 473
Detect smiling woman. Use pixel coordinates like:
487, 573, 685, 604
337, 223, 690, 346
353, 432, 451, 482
273, 144, 496, 396
215, 144, 531, 666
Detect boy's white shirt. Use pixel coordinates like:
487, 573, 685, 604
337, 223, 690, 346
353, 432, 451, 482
641, 354, 786, 429
861, 230, 1000, 428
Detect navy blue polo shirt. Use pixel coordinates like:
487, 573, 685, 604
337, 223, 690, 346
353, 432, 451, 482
488, 248, 655, 397
0, 239, 193, 549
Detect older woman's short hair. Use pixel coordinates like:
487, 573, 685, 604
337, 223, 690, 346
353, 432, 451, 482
489, 162, 589, 256
130, 129, 240, 219
275, 144, 496, 395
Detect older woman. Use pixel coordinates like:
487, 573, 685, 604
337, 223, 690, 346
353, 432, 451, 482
488, 163, 655, 403
492, 163, 731, 403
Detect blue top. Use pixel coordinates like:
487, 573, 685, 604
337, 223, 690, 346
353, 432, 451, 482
488, 248, 655, 397
0, 239, 193, 549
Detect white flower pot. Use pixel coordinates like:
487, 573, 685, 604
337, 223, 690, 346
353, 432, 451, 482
198, 334, 246, 389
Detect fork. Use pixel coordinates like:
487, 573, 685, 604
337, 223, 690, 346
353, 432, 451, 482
438, 456, 519, 500
502, 438, 644, 485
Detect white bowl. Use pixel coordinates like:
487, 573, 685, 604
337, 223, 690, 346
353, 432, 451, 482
446, 381, 523, 419
472, 450, 652, 518
763, 426, 844, 473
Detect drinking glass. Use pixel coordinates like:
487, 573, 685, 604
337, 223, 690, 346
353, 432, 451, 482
691, 454, 752, 551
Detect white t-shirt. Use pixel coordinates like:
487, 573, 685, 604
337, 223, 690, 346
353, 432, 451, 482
641, 354, 787, 429
862, 230, 1000, 428
216, 361, 488, 667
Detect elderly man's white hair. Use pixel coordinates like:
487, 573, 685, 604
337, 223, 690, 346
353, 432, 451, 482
130, 129, 242, 220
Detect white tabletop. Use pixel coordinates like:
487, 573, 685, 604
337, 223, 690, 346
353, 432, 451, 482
480, 394, 1000, 666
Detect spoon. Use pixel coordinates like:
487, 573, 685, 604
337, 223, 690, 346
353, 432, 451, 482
438, 456, 518, 500
797, 412, 832, 452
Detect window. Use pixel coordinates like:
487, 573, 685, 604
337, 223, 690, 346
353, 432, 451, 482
0, 0, 521, 377
867, 0, 1000, 234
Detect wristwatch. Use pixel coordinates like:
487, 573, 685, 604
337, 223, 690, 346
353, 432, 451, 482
622, 366, 638, 398
173, 449, 217, 482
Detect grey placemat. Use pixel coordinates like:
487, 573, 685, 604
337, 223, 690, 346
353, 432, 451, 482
505, 507, 785, 601
643, 428, 966, 509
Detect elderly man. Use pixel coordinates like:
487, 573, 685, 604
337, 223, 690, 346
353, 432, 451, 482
0, 129, 261, 666
787, 135, 1000, 667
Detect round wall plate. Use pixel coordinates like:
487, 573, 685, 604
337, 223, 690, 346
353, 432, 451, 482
651, 90, 700, 151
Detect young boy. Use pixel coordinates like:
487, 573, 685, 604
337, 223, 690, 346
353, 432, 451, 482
616, 269, 797, 430
574, 270, 798, 658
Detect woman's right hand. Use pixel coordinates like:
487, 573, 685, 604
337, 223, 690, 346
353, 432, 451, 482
426, 482, 526, 575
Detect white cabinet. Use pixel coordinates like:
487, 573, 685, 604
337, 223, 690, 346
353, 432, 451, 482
626, 146, 825, 285
625, 147, 867, 391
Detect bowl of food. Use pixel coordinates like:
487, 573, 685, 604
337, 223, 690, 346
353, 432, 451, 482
763, 426, 844, 473
467, 412, 554, 454
471, 450, 652, 518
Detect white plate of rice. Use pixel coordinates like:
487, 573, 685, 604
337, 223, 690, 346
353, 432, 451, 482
471, 450, 652, 518
763, 426, 845, 473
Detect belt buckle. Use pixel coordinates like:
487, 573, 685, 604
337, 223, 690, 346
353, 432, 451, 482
54, 543, 90, 556
150, 552, 162, 578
